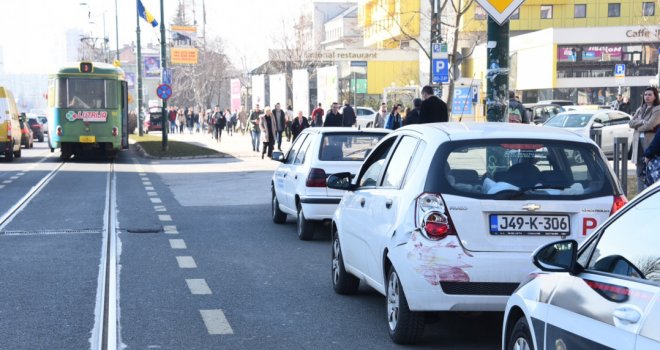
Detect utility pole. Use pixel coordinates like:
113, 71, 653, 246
115, 0, 120, 61
160, 0, 168, 151
429, 0, 442, 96
485, 17, 509, 122
136, 8, 144, 136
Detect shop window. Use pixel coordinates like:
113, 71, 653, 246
608, 3, 621, 17
574, 4, 586, 18
510, 8, 520, 20
643, 2, 655, 16
475, 5, 487, 20
541, 5, 553, 19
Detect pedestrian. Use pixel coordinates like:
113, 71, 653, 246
186, 108, 194, 134
168, 106, 177, 133
323, 102, 342, 126
311, 102, 324, 127
193, 108, 201, 133
177, 109, 185, 134
629, 86, 660, 192
260, 107, 278, 159
238, 108, 248, 135
231, 110, 238, 134
385, 105, 403, 130
341, 100, 356, 127
273, 103, 286, 151
614, 94, 624, 110
285, 105, 294, 141
290, 110, 309, 140
643, 128, 660, 186
508, 91, 528, 123
225, 109, 233, 136
618, 96, 631, 115
213, 106, 225, 142
374, 102, 387, 128
420, 85, 449, 123
405, 98, 422, 125
249, 104, 262, 152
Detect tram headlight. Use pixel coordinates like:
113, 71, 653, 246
56, 125, 63, 136
112, 127, 118, 137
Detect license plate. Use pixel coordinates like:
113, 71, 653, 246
489, 214, 570, 236
79, 136, 96, 143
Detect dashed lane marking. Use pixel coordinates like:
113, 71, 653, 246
186, 279, 212, 295
143, 182, 152, 186
10, 176, 19, 180
199, 310, 234, 335
169, 239, 187, 249
17, 173, 24, 176
150, 198, 162, 204
176, 256, 197, 268
147, 192, 157, 196
145, 187, 154, 191
2, 180, 11, 184
158, 215, 172, 221
0, 185, 4, 190
154, 205, 167, 212
163, 225, 178, 234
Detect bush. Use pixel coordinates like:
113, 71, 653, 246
128, 112, 137, 134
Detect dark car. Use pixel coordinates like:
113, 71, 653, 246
19, 119, 33, 149
144, 108, 163, 134
523, 103, 565, 124
27, 117, 45, 142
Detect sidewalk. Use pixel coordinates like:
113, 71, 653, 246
166, 128, 293, 159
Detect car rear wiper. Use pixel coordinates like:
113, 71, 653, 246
502, 185, 570, 199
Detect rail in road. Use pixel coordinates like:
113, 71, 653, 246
0, 160, 120, 350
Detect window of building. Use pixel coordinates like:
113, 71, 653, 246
541, 5, 553, 19
643, 2, 655, 16
608, 3, 621, 17
510, 8, 520, 20
475, 5, 487, 20
574, 4, 587, 18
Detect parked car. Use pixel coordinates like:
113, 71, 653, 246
355, 106, 377, 129
564, 104, 613, 111
328, 122, 627, 344
27, 116, 45, 142
502, 181, 660, 350
523, 103, 565, 124
144, 107, 163, 133
271, 127, 389, 240
19, 116, 33, 149
28, 113, 48, 134
0, 86, 22, 160
535, 99, 574, 106
543, 109, 633, 158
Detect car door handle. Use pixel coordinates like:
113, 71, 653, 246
360, 198, 366, 207
613, 306, 641, 325
385, 199, 393, 209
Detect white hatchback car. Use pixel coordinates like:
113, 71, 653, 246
328, 122, 627, 344
271, 127, 389, 240
355, 106, 377, 129
502, 182, 660, 350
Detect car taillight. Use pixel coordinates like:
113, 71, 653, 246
7, 123, 12, 138
56, 125, 63, 136
610, 195, 627, 215
112, 127, 118, 137
306, 168, 327, 187
415, 193, 456, 240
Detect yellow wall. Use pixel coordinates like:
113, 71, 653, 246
359, 0, 421, 48
367, 61, 419, 94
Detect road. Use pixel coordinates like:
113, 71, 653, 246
0, 137, 501, 349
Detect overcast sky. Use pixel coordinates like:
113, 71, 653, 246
0, 0, 313, 74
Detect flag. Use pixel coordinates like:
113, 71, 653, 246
137, 0, 158, 27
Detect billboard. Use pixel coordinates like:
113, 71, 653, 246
316, 66, 338, 111
269, 73, 287, 108
171, 48, 199, 64
230, 79, 241, 112
143, 56, 161, 78
170, 25, 198, 64
251, 75, 265, 108
292, 69, 309, 117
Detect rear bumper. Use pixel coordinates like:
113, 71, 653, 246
300, 197, 342, 220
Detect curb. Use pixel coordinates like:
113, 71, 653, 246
130, 140, 233, 160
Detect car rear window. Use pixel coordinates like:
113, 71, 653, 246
319, 133, 386, 161
429, 140, 616, 200
545, 114, 592, 128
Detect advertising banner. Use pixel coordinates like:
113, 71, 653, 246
171, 48, 198, 65
143, 56, 161, 78
292, 69, 310, 117
316, 66, 338, 111
269, 73, 287, 108
230, 79, 241, 112
251, 75, 265, 108
170, 25, 197, 47
558, 46, 622, 62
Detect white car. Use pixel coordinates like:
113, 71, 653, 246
328, 122, 627, 344
544, 110, 634, 158
502, 181, 660, 350
271, 127, 389, 240
355, 106, 377, 129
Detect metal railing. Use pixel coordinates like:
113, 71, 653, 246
612, 137, 629, 196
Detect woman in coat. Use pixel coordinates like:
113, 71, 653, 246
259, 107, 278, 159
629, 86, 660, 192
384, 105, 403, 130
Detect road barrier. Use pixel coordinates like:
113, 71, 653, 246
612, 137, 629, 196
589, 128, 602, 148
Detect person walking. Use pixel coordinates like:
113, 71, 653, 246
177, 109, 185, 134
618, 96, 631, 115
249, 105, 262, 152
629, 86, 660, 192
420, 85, 449, 123
341, 100, 356, 127
285, 105, 294, 141
272, 103, 286, 151
290, 110, 309, 140
643, 128, 660, 186
238, 108, 248, 135
384, 105, 403, 130
225, 109, 234, 136
168, 106, 177, 133
186, 108, 194, 134
193, 108, 201, 133
311, 103, 324, 127
405, 98, 422, 125
213, 106, 226, 142
260, 107, 278, 159
508, 91, 529, 124
374, 102, 387, 128
323, 102, 342, 126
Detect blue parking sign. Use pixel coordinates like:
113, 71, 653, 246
614, 64, 625, 77
432, 58, 449, 83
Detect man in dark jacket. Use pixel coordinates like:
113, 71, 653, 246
420, 85, 448, 123
273, 103, 286, 151
323, 102, 343, 126
508, 91, 529, 124
404, 98, 423, 125
290, 110, 309, 140
341, 100, 356, 127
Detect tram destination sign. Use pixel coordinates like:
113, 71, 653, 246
475, 0, 524, 25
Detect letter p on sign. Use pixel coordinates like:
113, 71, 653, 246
582, 217, 598, 236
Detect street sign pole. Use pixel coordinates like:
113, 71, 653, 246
159, 0, 168, 151
430, 0, 442, 97
485, 17, 509, 122
136, 9, 144, 136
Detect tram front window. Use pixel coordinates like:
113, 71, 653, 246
56, 78, 118, 109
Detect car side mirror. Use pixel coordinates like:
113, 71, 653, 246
271, 151, 285, 162
591, 122, 604, 129
533, 239, 579, 274
327, 172, 354, 191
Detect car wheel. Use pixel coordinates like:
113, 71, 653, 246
38, 135, 44, 142
14, 146, 21, 158
386, 266, 424, 344
5, 146, 14, 161
332, 231, 359, 294
296, 205, 315, 241
271, 188, 287, 224
507, 317, 534, 350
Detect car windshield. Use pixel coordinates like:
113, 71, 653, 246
27, 119, 39, 126
439, 140, 613, 199
319, 133, 387, 161
545, 114, 593, 128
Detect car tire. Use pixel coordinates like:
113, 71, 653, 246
14, 146, 21, 158
5, 146, 14, 161
296, 205, 315, 241
271, 188, 287, 224
386, 266, 424, 344
38, 135, 44, 142
507, 317, 535, 350
332, 231, 359, 294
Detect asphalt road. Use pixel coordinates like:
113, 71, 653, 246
0, 140, 502, 349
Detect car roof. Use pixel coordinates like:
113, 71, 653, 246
301, 127, 389, 135
401, 122, 591, 143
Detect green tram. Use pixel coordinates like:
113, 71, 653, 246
48, 62, 129, 160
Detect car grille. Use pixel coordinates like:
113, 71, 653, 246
440, 282, 519, 296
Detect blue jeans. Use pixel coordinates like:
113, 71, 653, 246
276, 130, 283, 150
251, 131, 261, 151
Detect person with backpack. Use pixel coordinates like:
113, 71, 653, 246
311, 103, 324, 127
213, 106, 226, 142
508, 91, 528, 124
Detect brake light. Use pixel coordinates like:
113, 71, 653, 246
610, 195, 627, 215
56, 125, 63, 136
306, 168, 327, 187
7, 122, 11, 139
112, 127, 118, 137
415, 193, 456, 240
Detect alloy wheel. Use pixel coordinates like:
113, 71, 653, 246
332, 237, 340, 285
387, 271, 400, 330
512, 337, 531, 350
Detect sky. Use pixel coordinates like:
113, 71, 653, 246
0, 0, 311, 74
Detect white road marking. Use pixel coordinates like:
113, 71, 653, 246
140, 177, 149, 181
169, 239, 187, 249
150, 198, 162, 204
10, 176, 19, 180
158, 215, 172, 221
154, 205, 167, 212
17, 172, 24, 176
2, 180, 11, 184
143, 182, 152, 186
186, 279, 212, 295
145, 186, 154, 191
0, 185, 4, 189
163, 225, 178, 234
199, 310, 234, 335
176, 256, 197, 268
147, 191, 157, 196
